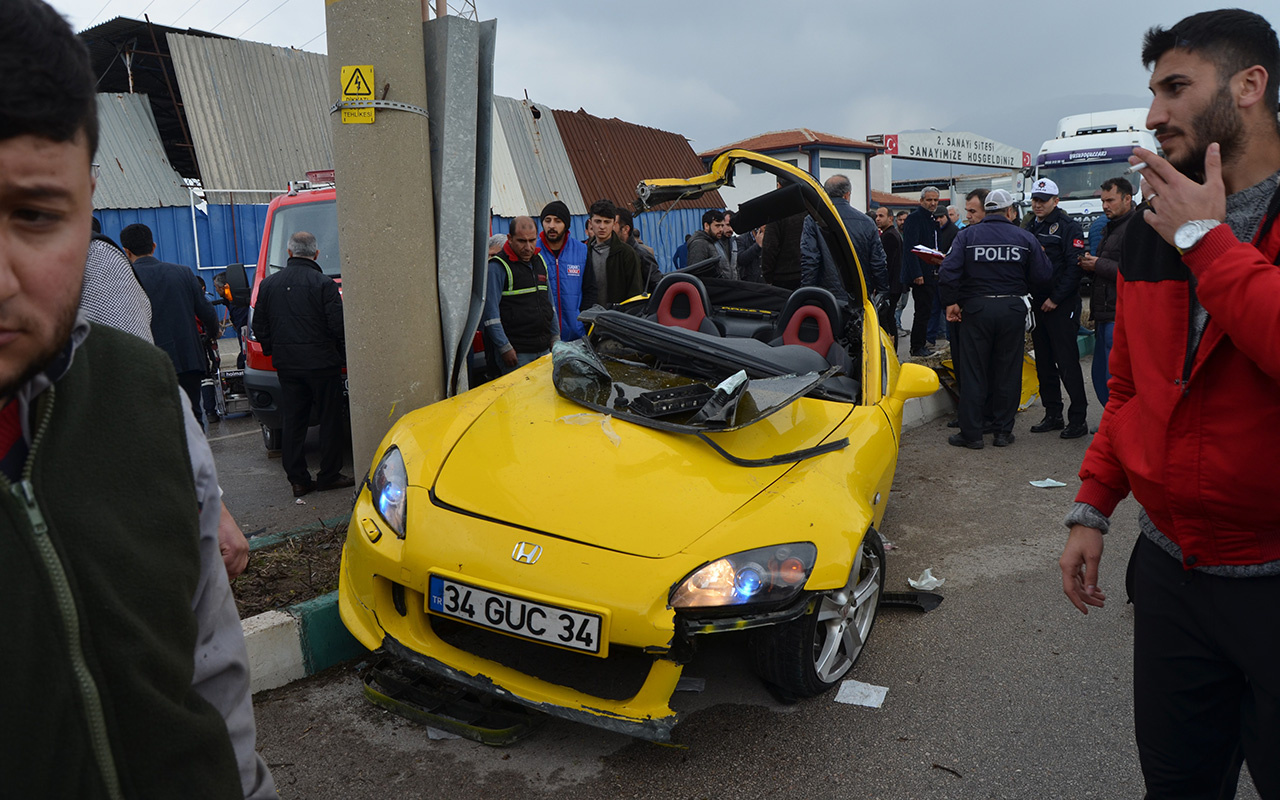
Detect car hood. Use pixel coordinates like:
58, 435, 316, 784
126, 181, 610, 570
432, 366, 850, 558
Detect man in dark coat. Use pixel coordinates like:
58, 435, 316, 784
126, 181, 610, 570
1077, 176, 1136, 407
586, 200, 644, 303
762, 209, 805, 290
800, 174, 889, 302
119, 223, 218, 423
901, 187, 942, 356
875, 205, 904, 340
1025, 177, 1089, 438
252, 230, 350, 498
686, 209, 729, 275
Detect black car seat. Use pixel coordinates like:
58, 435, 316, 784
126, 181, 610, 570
644, 273, 721, 336
770, 287, 853, 373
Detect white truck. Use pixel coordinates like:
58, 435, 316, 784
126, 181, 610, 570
1032, 108, 1159, 243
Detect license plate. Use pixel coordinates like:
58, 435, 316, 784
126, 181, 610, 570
427, 575, 602, 654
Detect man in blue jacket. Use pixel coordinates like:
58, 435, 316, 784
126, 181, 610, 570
1025, 178, 1089, 438
537, 200, 595, 341
120, 223, 218, 424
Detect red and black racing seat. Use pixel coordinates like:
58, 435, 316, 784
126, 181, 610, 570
769, 287, 852, 372
644, 273, 721, 336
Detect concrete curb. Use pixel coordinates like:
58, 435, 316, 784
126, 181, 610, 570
241, 389, 957, 694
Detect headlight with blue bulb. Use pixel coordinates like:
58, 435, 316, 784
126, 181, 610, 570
370, 446, 408, 538
669, 543, 817, 608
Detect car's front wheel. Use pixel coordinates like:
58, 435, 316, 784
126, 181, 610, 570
262, 424, 282, 452
752, 531, 885, 701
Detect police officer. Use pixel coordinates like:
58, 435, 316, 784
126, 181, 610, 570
1025, 177, 1089, 439
939, 189, 1052, 449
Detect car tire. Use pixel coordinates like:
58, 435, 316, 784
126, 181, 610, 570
262, 424, 282, 452
751, 530, 885, 702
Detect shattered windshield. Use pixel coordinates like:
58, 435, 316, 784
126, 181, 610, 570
551, 319, 837, 435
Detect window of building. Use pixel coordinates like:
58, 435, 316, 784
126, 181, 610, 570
819, 157, 862, 170
750, 158, 800, 174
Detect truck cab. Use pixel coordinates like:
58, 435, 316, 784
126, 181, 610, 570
1033, 108, 1158, 242
242, 170, 343, 451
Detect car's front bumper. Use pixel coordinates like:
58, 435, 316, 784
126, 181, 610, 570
338, 488, 693, 741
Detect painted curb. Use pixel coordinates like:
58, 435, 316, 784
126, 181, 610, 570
900, 386, 956, 431
244, 591, 369, 694
242, 391, 957, 694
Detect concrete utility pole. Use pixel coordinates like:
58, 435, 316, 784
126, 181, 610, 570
326, 0, 443, 474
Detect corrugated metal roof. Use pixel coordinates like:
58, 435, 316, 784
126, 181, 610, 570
700, 129, 884, 160
166, 33, 332, 198
93, 93, 190, 210
493, 95, 586, 215
489, 104, 528, 217
555, 108, 723, 211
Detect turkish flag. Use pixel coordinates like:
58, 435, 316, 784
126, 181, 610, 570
885, 135, 898, 155
1022, 151, 1032, 168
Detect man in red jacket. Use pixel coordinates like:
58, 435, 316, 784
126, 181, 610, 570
1058, 9, 1280, 797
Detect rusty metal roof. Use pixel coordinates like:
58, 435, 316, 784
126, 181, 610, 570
700, 128, 884, 160
555, 108, 723, 212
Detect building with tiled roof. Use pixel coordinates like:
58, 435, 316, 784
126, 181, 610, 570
699, 128, 884, 212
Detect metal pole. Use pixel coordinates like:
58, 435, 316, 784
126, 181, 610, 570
326, 0, 443, 474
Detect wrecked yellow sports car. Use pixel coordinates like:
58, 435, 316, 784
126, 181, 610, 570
338, 150, 939, 741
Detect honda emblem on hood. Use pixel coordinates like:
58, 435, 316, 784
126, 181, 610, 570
511, 542, 542, 564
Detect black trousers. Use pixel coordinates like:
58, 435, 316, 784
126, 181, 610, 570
910, 282, 934, 352
279, 370, 347, 487
956, 297, 1024, 440
1129, 535, 1280, 799
1030, 297, 1088, 424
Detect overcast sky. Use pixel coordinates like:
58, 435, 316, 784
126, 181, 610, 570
56, 0, 1280, 165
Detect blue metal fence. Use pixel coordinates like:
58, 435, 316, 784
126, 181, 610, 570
490, 207, 707, 273
94, 203, 270, 338
94, 203, 271, 291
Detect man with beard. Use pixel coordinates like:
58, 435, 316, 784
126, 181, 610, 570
1025, 177, 1089, 438
0, 0, 274, 795
538, 200, 594, 341
901, 186, 942, 356
1077, 177, 1136, 407
687, 209, 729, 276
1058, 9, 1280, 797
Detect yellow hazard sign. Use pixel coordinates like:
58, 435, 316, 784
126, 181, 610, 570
340, 65, 374, 124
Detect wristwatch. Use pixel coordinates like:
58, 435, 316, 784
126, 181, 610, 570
1174, 219, 1222, 252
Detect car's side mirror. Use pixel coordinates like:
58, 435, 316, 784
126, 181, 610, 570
890, 362, 940, 401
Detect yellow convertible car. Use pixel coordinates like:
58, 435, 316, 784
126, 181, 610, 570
338, 151, 940, 741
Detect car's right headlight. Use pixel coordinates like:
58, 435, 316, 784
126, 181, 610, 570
370, 446, 408, 538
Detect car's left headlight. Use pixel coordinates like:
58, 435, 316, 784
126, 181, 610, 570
370, 446, 408, 538
670, 543, 817, 608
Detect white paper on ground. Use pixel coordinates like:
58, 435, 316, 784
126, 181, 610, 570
835, 679, 889, 708
1029, 478, 1068, 488
908, 567, 945, 590
426, 727, 461, 741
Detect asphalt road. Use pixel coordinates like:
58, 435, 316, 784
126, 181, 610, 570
247, 365, 1264, 799
207, 338, 357, 538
